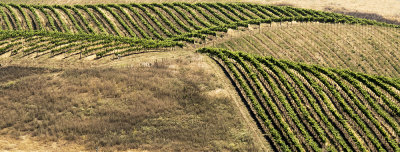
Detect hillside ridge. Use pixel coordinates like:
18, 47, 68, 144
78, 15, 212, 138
0, 3, 398, 59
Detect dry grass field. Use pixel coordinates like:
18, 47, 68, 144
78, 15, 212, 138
0, 50, 270, 151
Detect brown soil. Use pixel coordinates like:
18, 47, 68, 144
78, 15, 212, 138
53, 7, 77, 33
110, 6, 142, 38
87, 7, 115, 35
98, 7, 129, 37
122, 6, 156, 39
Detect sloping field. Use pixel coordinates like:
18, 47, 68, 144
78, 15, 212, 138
0, 30, 180, 59
1, 2, 400, 151
1, 3, 397, 59
0, 3, 396, 40
2, 0, 399, 25
0, 50, 270, 151
0, 3, 398, 59
214, 22, 400, 77
199, 48, 400, 152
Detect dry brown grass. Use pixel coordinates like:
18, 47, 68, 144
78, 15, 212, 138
0, 51, 266, 151
269, 0, 400, 22
0, 135, 85, 151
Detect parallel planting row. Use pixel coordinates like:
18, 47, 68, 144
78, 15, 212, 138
0, 3, 398, 42
215, 23, 400, 78
0, 30, 181, 58
198, 48, 400, 152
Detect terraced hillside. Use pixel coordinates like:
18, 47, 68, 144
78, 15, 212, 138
214, 22, 400, 77
0, 3, 397, 41
198, 48, 400, 152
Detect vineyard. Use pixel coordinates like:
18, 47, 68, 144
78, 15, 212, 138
198, 47, 400, 152
2, 2, 400, 151
214, 23, 400, 77
0, 3, 399, 58
0, 30, 181, 59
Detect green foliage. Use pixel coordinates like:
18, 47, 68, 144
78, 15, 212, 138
35, 5, 57, 31
76, 5, 106, 33
1, 3, 399, 44
0, 40, 22, 55
217, 3, 247, 20
4, 4, 21, 30
165, 3, 202, 30
188, 4, 221, 26
227, 3, 258, 19
162, 3, 194, 32
23, 4, 44, 30
197, 48, 292, 152
0, 4, 12, 30
0, 3, 398, 59
101, 4, 136, 37
111, 4, 149, 38
45, 5, 70, 33
147, 4, 182, 35
122, 4, 163, 39
197, 47, 400, 151
67, 5, 95, 33
197, 3, 231, 25
239, 4, 268, 19
10, 4, 33, 30
318, 68, 397, 151
54, 5, 83, 33
87, 5, 121, 36
274, 57, 352, 152
175, 3, 211, 27
137, 4, 172, 37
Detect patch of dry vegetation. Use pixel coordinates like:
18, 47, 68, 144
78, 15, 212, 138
270, 0, 400, 23
325, 7, 400, 25
0, 52, 263, 151
0, 135, 85, 151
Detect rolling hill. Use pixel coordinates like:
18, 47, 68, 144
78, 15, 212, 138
1, 2, 400, 151
198, 48, 400, 152
0, 3, 397, 59
214, 22, 400, 77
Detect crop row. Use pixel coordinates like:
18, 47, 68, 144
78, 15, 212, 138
0, 30, 182, 58
0, 3, 398, 42
198, 47, 400, 152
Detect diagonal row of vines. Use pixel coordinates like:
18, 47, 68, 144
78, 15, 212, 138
0, 30, 181, 58
198, 47, 400, 152
0, 3, 398, 42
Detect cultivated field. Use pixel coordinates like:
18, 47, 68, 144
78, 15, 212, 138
199, 48, 400, 151
1, 1, 400, 152
215, 23, 400, 77
2, 0, 399, 24
0, 3, 395, 59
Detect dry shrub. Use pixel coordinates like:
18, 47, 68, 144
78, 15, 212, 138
325, 7, 400, 25
274, 3, 295, 7
0, 66, 59, 82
